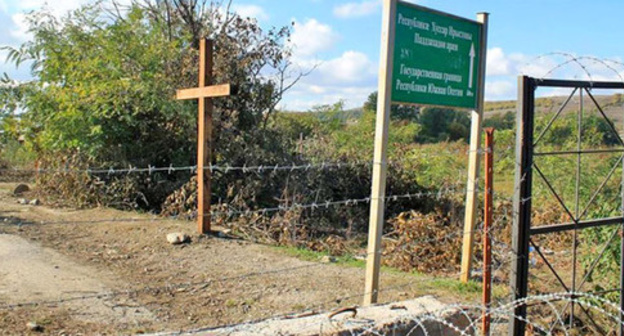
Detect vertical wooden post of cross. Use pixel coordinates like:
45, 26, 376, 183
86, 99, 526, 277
176, 38, 232, 234
197, 38, 212, 235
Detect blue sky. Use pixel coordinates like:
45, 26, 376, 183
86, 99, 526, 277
3, 0, 624, 110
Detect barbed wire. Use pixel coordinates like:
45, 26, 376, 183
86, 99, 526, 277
157, 268, 493, 336
191, 286, 624, 336
522, 52, 618, 84
2, 196, 620, 335
0, 146, 515, 176
2, 187, 467, 227
1, 215, 526, 335
6, 53, 624, 336
161, 252, 528, 336
0, 262, 326, 311
0, 216, 502, 313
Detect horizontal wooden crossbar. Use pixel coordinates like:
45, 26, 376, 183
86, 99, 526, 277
176, 84, 232, 100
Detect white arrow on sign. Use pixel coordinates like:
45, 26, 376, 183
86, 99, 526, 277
468, 43, 475, 89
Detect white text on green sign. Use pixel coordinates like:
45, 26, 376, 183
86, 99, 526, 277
391, 2, 482, 109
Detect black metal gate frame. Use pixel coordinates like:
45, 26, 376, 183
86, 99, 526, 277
511, 76, 624, 336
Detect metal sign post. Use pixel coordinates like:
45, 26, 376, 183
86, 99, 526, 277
482, 127, 494, 336
364, 0, 487, 305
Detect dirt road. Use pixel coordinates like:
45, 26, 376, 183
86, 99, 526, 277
0, 183, 474, 335
0, 234, 153, 327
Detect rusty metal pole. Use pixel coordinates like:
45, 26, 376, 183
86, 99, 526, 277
482, 128, 494, 336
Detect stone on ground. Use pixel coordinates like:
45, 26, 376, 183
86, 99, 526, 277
166, 232, 190, 245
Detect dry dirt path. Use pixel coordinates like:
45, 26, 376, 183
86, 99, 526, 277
0, 183, 473, 335
0, 234, 154, 328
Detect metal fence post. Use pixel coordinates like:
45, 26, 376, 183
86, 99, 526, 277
509, 76, 535, 336
483, 127, 494, 336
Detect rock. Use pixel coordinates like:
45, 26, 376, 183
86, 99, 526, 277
29, 199, 40, 206
13, 184, 30, 196
17, 198, 28, 205
167, 233, 190, 245
320, 256, 337, 263
26, 321, 43, 332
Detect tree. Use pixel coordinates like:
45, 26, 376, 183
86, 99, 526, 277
0, 0, 306, 209
483, 111, 515, 131
363, 91, 419, 121
1, 0, 301, 169
417, 107, 470, 143
362, 92, 470, 144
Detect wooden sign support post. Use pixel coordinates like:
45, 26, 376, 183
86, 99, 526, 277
364, 0, 397, 306
460, 13, 489, 283
365, 1, 487, 305
176, 38, 232, 234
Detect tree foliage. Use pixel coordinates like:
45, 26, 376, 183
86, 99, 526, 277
483, 111, 515, 130
362, 91, 470, 143
1, 0, 299, 170
0, 0, 309, 210
363, 91, 419, 121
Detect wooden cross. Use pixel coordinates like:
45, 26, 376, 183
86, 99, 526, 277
176, 38, 232, 234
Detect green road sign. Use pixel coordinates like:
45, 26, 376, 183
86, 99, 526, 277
392, 2, 482, 109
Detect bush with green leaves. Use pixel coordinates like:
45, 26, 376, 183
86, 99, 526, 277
1, 0, 300, 208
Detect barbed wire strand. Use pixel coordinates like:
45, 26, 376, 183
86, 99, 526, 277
0, 146, 515, 176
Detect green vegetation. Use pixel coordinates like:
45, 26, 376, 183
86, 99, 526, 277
1, 1, 299, 208
275, 245, 507, 301
273, 246, 367, 269
483, 111, 515, 130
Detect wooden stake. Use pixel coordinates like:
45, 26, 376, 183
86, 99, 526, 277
176, 38, 232, 234
460, 12, 489, 283
364, 0, 397, 306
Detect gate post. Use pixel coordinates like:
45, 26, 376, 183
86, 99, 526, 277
509, 76, 535, 336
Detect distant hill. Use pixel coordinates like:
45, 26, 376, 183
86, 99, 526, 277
485, 93, 624, 124
279, 107, 364, 122
280, 93, 624, 127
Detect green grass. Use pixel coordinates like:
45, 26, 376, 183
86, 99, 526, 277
273, 245, 366, 268
274, 245, 417, 274
272, 245, 508, 301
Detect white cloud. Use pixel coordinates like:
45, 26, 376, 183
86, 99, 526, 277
308, 85, 326, 94
333, 0, 380, 18
280, 49, 378, 111
485, 80, 514, 100
509, 53, 557, 78
486, 47, 510, 76
289, 19, 338, 58
20, 0, 85, 16
7, 0, 89, 44
10, 13, 30, 42
318, 51, 376, 83
232, 4, 269, 21
280, 85, 376, 110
